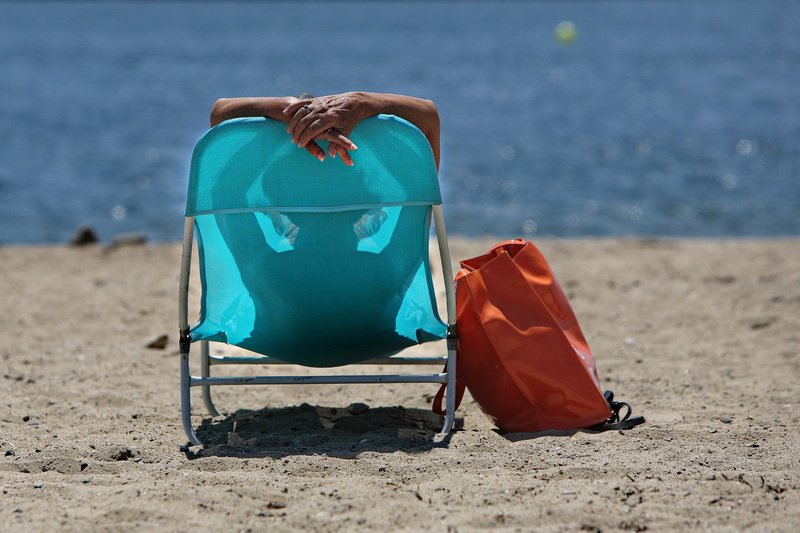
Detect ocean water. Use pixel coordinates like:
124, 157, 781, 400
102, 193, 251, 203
0, 0, 798, 244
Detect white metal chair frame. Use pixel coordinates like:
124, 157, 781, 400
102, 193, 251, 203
179, 206, 457, 446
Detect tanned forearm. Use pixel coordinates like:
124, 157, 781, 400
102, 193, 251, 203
209, 97, 298, 127
352, 92, 440, 169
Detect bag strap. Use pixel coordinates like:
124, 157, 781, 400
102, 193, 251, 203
588, 390, 646, 431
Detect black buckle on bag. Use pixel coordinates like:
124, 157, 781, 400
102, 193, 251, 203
588, 390, 646, 432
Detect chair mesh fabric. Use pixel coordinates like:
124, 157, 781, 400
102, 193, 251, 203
186, 115, 442, 216
186, 115, 447, 367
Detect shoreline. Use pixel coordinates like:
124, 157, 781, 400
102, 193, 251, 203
4, 233, 800, 247
1, 237, 798, 531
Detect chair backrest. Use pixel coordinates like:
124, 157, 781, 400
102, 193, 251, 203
185, 115, 447, 367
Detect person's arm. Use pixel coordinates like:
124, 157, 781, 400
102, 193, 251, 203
210, 96, 337, 162
283, 92, 441, 169
209, 92, 441, 168
209, 96, 298, 128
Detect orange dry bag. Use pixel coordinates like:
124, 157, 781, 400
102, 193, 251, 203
435, 240, 643, 433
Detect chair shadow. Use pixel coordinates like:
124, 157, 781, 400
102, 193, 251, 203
185, 403, 463, 460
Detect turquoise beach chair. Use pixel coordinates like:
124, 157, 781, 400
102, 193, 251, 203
178, 115, 457, 446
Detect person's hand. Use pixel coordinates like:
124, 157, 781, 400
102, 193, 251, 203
283, 93, 365, 165
298, 127, 357, 166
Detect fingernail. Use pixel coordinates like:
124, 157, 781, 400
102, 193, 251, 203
317, 153, 325, 161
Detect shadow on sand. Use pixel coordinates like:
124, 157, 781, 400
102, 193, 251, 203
184, 403, 463, 459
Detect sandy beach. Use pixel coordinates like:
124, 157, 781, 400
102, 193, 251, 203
1, 237, 798, 532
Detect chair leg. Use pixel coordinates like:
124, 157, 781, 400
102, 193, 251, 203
440, 337, 457, 434
200, 341, 222, 417
180, 342, 203, 446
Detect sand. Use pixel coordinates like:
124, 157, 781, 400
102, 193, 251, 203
1, 237, 798, 532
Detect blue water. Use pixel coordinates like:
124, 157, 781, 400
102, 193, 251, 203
1, 0, 798, 244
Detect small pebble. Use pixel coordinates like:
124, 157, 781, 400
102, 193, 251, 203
721, 417, 733, 424
347, 402, 369, 415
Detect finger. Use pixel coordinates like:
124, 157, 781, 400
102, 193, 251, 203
298, 119, 353, 148
283, 99, 311, 120
325, 138, 353, 166
322, 129, 356, 165
282, 100, 305, 116
324, 130, 355, 158
294, 114, 337, 146
284, 103, 303, 132
326, 129, 358, 151
304, 141, 325, 162
337, 144, 354, 166
295, 118, 336, 147
286, 103, 313, 138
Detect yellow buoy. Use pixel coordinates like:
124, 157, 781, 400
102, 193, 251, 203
555, 21, 578, 45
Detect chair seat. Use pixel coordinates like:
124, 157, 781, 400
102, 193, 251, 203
189, 206, 447, 367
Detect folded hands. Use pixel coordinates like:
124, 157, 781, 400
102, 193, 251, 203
283, 93, 366, 166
